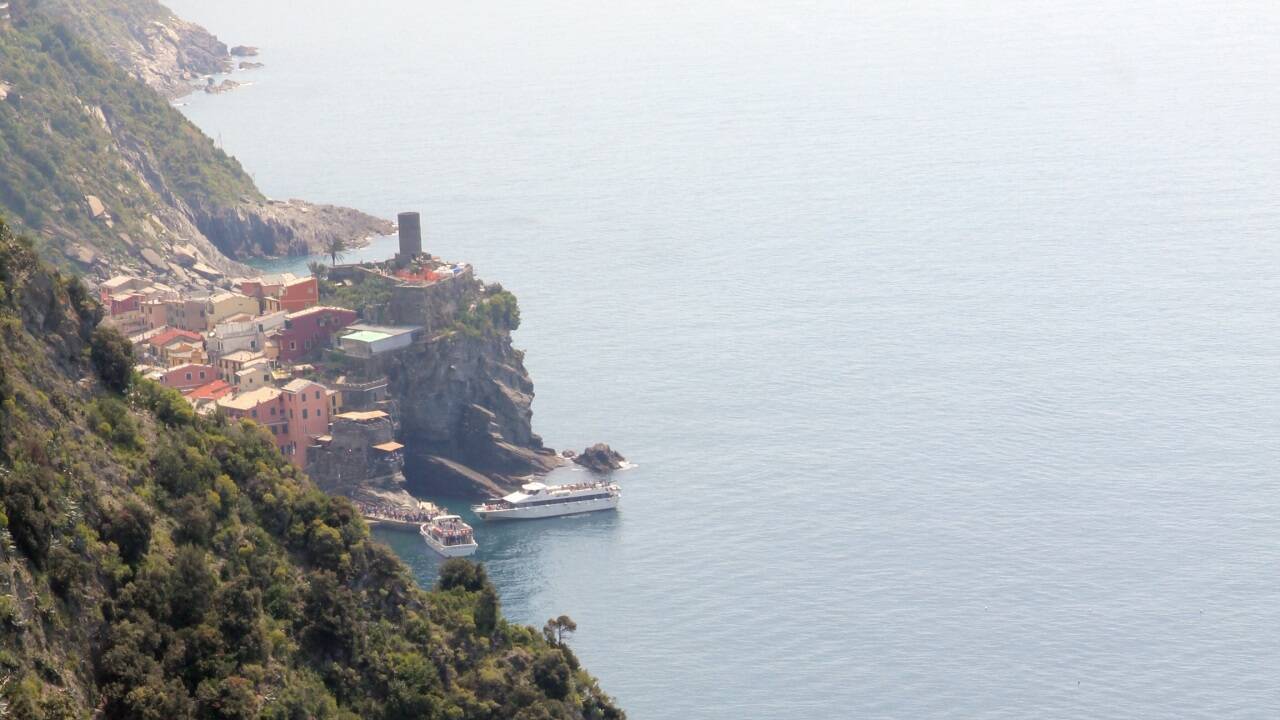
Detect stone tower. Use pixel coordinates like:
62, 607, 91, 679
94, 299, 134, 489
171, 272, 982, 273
397, 211, 422, 260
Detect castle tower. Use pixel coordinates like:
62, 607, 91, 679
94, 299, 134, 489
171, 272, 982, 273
397, 212, 422, 259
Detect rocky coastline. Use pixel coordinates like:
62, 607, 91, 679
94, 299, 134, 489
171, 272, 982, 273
41, 0, 619, 500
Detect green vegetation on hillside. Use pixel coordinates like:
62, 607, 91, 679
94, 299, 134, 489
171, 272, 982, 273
0, 12, 260, 265
457, 287, 521, 338
0, 217, 622, 718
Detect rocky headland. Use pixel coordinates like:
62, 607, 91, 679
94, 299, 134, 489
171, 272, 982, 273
328, 264, 621, 497
192, 198, 393, 259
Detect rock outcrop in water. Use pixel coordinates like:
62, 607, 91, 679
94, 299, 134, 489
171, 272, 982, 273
574, 443, 627, 473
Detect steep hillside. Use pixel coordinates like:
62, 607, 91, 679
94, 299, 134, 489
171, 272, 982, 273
0, 5, 390, 282
31, 0, 233, 99
0, 216, 622, 718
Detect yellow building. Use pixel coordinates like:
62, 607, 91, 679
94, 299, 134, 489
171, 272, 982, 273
204, 292, 260, 330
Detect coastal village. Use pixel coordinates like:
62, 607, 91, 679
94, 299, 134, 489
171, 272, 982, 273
95, 213, 458, 521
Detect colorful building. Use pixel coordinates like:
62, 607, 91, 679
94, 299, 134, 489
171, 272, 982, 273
272, 306, 358, 362
278, 277, 319, 312
203, 292, 260, 331
238, 273, 319, 313
158, 363, 218, 391
206, 310, 287, 361
145, 328, 203, 364
217, 378, 332, 467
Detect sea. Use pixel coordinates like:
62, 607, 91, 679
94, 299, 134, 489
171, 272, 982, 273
166, 1, 1280, 717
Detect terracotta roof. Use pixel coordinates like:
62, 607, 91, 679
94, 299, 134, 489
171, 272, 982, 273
147, 328, 202, 347
185, 379, 233, 400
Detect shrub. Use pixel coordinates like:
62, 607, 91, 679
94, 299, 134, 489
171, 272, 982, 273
90, 325, 133, 393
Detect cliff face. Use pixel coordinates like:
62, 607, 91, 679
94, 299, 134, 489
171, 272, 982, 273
191, 198, 393, 259
339, 272, 562, 496
385, 331, 562, 497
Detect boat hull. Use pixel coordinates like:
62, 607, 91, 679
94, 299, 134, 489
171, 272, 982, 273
421, 533, 478, 557
474, 494, 619, 521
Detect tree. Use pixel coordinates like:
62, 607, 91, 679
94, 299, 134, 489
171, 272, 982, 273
475, 585, 499, 636
90, 324, 133, 393
307, 261, 328, 280
324, 236, 347, 266
436, 558, 489, 593
542, 615, 577, 646
532, 652, 572, 700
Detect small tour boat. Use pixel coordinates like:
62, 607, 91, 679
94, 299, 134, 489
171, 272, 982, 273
472, 480, 620, 521
419, 515, 478, 557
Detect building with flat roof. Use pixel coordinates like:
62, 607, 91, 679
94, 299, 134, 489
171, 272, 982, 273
335, 324, 422, 358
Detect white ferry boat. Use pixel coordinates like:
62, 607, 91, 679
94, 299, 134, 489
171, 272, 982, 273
419, 515, 478, 557
472, 480, 620, 521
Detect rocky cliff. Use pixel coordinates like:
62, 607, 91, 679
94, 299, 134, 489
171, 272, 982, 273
191, 198, 393, 259
34, 0, 234, 99
0, 0, 390, 283
332, 271, 564, 496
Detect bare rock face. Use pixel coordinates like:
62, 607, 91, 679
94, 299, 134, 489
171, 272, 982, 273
191, 199, 393, 259
36, 0, 233, 99
355, 278, 565, 496
573, 443, 627, 473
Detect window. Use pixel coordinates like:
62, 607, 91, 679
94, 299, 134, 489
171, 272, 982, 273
270, 407, 277, 416
251, 409, 258, 418
302, 409, 308, 419
199, 371, 206, 380
315, 390, 321, 400
185, 372, 192, 381
290, 341, 296, 351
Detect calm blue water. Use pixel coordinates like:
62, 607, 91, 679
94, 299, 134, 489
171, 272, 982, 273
168, 1, 1280, 716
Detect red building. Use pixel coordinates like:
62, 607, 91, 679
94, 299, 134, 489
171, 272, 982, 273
279, 277, 319, 312
239, 274, 319, 313
271, 306, 357, 362
186, 379, 234, 402
107, 293, 142, 316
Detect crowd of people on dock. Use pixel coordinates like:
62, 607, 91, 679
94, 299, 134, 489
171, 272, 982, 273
357, 502, 434, 524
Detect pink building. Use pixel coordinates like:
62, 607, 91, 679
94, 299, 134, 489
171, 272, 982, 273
159, 363, 218, 391
271, 306, 357, 362
216, 379, 332, 468
108, 293, 142, 316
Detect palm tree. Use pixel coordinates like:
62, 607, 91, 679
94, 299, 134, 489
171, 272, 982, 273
325, 236, 347, 266
307, 260, 327, 280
